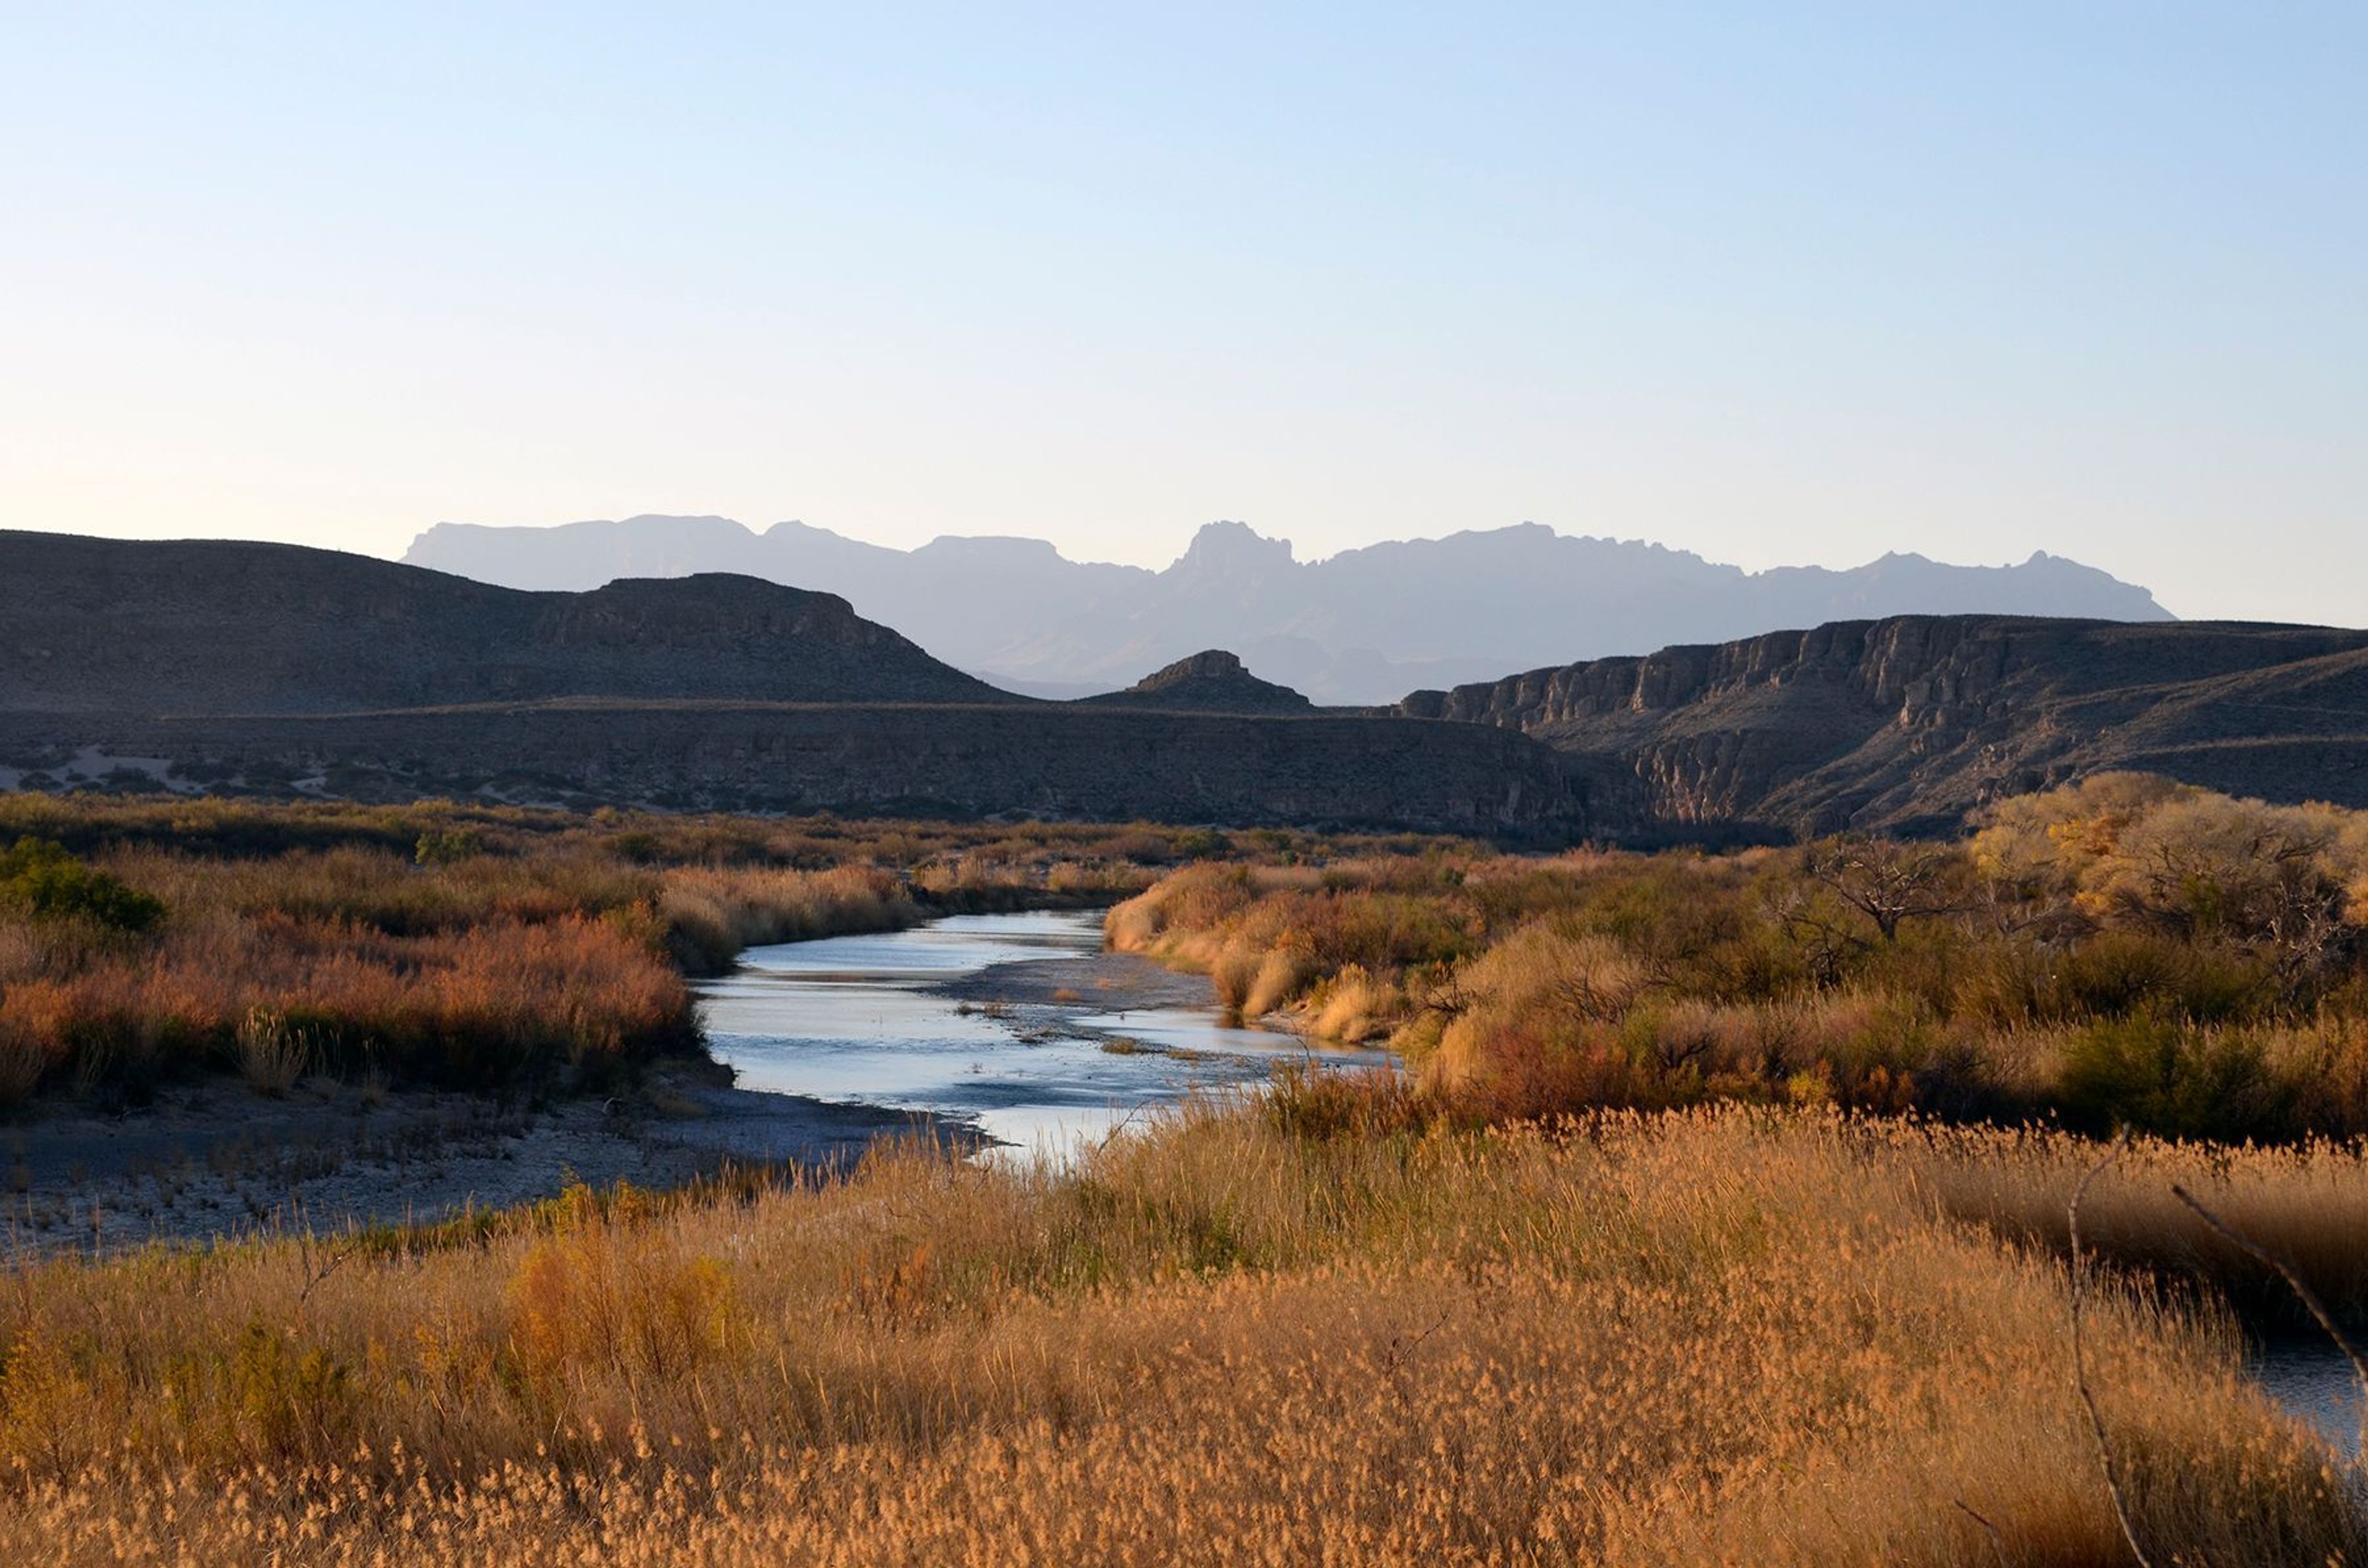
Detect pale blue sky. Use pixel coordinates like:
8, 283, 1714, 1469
3, 3, 2362, 622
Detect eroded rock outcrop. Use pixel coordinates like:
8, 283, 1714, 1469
1079, 651, 1314, 715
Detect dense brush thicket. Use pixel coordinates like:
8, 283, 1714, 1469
1112, 773, 2368, 1141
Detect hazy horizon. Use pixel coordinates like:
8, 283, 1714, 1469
6, 4, 2362, 624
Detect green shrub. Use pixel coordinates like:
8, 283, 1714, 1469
0, 839, 164, 934
414, 827, 487, 866
2055, 931, 2269, 1024
2055, 1017, 2298, 1141
1174, 829, 1231, 860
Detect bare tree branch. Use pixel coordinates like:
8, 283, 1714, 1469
2068, 1153, 2152, 1567
1803, 835, 1968, 943
2171, 1183, 2368, 1459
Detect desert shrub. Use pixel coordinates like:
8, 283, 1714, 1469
1104, 780, 2368, 1137
413, 826, 488, 866
507, 1186, 742, 1397
657, 864, 915, 973
1209, 946, 1261, 1014
2054, 929, 2271, 1023
603, 829, 664, 864
1975, 776, 2367, 994
234, 1006, 313, 1096
2054, 1017, 2300, 1141
1305, 964, 1404, 1042
1173, 827, 1231, 860
0, 838, 164, 934
1260, 1064, 1429, 1139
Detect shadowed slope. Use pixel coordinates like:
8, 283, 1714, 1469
0, 531, 1581, 832
1402, 615, 2368, 835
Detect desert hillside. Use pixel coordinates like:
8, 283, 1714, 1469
0, 532, 1573, 832
0, 531, 1014, 713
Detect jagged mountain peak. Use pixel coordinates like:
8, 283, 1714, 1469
1173, 521, 1296, 579
403, 515, 2174, 704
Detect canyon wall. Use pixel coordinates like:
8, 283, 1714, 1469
1401, 617, 2368, 834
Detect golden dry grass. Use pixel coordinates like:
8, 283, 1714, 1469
0, 1105, 2360, 1564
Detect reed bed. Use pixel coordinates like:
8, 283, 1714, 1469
0, 1104, 2359, 1563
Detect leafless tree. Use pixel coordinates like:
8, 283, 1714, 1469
1801, 834, 1968, 943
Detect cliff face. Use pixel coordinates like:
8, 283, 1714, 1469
0, 705, 1578, 834
25, 530, 2349, 841
1401, 617, 2368, 834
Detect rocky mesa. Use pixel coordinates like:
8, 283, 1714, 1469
0, 530, 1013, 713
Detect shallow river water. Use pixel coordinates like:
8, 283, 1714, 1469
2250, 1337, 2364, 1459
697, 909, 1393, 1160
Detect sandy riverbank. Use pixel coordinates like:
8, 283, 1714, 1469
0, 1066, 961, 1257
0, 928, 1230, 1258
926, 945, 1219, 1012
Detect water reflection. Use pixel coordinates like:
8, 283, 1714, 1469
698, 909, 1394, 1160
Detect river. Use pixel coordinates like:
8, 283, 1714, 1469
696, 908, 1394, 1160
2250, 1337, 2364, 1460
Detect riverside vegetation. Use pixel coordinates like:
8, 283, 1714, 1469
0, 794, 1402, 1107
3, 778, 2368, 1561
1111, 771, 2368, 1144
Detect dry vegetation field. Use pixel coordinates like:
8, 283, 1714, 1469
5, 779, 2368, 1562
1112, 773, 2368, 1143
0, 794, 1407, 1106
0, 1107, 2362, 1563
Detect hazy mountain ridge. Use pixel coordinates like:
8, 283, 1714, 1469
405, 516, 2173, 704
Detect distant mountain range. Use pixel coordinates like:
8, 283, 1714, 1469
0, 532, 1570, 831
4, 531, 2362, 839
403, 516, 2174, 704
